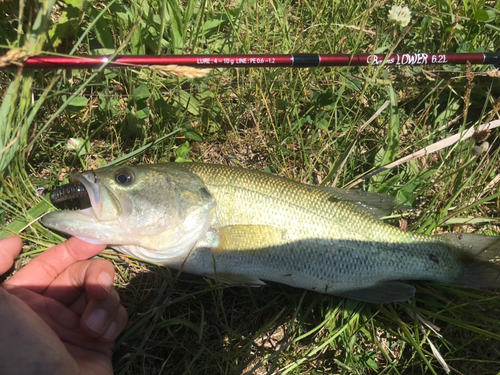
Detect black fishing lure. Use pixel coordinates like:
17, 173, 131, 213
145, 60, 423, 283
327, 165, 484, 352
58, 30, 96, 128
50, 183, 87, 203
49, 183, 91, 210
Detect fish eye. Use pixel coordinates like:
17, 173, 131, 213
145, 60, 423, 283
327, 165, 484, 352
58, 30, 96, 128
115, 170, 134, 185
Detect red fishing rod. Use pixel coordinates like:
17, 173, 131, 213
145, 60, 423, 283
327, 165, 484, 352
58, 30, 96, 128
2, 52, 499, 70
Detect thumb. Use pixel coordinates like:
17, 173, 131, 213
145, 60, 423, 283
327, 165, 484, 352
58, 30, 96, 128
0, 236, 23, 275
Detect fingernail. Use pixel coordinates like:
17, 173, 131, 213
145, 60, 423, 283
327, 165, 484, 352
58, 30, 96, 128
103, 321, 117, 340
86, 308, 108, 333
97, 272, 113, 294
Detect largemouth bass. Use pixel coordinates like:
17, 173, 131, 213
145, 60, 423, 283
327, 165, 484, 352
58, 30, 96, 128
42, 163, 500, 303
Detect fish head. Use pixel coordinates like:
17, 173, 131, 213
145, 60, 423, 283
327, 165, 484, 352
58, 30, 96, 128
42, 164, 216, 262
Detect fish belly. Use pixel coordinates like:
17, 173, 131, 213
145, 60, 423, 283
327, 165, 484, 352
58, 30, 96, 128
170, 234, 461, 295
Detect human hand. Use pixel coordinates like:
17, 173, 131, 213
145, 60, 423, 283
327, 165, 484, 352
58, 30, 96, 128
0, 235, 128, 375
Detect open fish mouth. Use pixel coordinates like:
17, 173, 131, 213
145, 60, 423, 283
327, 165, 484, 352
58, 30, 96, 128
48, 171, 125, 222
49, 181, 92, 210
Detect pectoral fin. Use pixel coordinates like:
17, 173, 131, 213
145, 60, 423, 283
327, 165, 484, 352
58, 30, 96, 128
211, 225, 285, 252
336, 281, 416, 303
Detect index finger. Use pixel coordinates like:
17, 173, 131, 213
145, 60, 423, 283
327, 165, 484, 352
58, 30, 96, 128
0, 235, 23, 275
4, 237, 107, 293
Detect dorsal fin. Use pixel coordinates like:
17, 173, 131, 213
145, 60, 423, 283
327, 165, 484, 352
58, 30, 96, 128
317, 186, 406, 219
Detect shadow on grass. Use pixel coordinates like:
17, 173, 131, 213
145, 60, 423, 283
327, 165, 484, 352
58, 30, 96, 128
112, 264, 500, 375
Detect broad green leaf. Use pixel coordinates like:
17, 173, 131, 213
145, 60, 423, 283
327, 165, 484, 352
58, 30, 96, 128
175, 156, 192, 163
94, 16, 115, 48
203, 18, 225, 37
111, 2, 134, 24
0, 200, 52, 239
276, 98, 290, 110
313, 90, 335, 108
136, 106, 149, 120
420, 16, 431, 31
473, 9, 489, 22
130, 22, 145, 55
68, 96, 89, 107
182, 127, 203, 142
132, 85, 150, 102
176, 141, 192, 162
182, 0, 195, 30
177, 91, 200, 116
48, 12, 70, 48
167, 0, 184, 52
63, 0, 84, 8
66, 96, 89, 112
92, 48, 116, 55
315, 118, 329, 130
127, 108, 146, 135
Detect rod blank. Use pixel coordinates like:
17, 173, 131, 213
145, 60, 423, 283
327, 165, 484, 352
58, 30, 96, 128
2, 53, 499, 70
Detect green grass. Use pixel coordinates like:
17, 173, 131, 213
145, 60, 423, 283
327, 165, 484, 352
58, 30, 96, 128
1, 0, 500, 373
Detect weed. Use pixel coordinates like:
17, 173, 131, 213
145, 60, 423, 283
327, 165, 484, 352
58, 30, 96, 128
1, 0, 500, 373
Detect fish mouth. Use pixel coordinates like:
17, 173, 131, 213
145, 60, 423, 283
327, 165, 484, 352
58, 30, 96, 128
43, 171, 128, 245
49, 171, 125, 222
49, 181, 92, 210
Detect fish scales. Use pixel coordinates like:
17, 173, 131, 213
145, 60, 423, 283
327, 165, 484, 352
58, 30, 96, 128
42, 163, 500, 302
176, 164, 462, 291
183, 163, 393, 240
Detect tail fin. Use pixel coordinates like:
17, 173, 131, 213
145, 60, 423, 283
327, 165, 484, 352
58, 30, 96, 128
440, 233, 500, 288
459, 261, 500, 289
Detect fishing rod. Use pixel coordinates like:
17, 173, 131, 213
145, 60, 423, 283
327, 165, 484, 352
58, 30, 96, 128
2, 52, 500, 70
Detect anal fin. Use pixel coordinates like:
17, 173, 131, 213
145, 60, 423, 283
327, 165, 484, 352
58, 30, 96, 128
336, 281, 416, 303
214, 273, 266, 287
